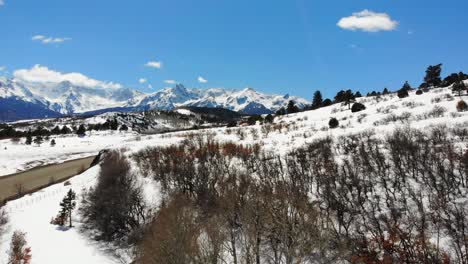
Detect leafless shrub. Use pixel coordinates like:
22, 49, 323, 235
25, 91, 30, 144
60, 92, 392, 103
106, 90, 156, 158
357, 113, 367, 123
431, 97, 442, 104
7, 230, 32, 264
376, 104, 398, 114
451, 127, 468, 141
402, 100, 424, 109
0, 204, 8, 240
374, 112, 412, 126
428, 105, 447, 118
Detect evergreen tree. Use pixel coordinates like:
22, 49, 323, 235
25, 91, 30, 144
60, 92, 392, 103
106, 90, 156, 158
76, 124, 86, 136
33, 136, 43, 146
402, 81, 412, 91
383, 88, 390, 95
275, 107, 286, 116
397, 88, 409, 98
60, 125, 71, 134
120, 124, 129, 131
51, 125, 61, 135
311, 90, 323, 109
453, 81, 466, 97
25, 134, 32, 145
286, 100, 299, 114
334, 89, 355, 109
423, 63, 442, 88
59, 189, 76, 227
264, 114, 274, 123
50, 139, 56, 147
110, 119, 119, 130
322, 99, 332, 107
329, 117, 339, 129
355, 91, 362, 98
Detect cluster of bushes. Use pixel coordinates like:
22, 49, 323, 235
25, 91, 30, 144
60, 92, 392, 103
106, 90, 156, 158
86, 118, 120, 131
0, 124, 74, 141
80, 151, 147, 243
126, 126, 468, 263
0, 118, 131, 142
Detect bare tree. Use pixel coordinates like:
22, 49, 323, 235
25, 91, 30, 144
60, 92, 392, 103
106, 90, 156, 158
81, 150, 146, 243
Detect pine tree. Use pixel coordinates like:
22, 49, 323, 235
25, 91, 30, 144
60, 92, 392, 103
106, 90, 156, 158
383, 88, 390, 95
33, 136, 43, 146
286, 100, 299, 114
110, 119, 119, 130
51, 125, 61, 135
25, 134, 32, 145
397, 88, 409, 98
276, 107, 286, 116
329, 117, 339, 129
60, 125, 71, 134
334, 89, 355, 109
120, 124, 129, 131
402, 81, 412, 91
452, 81, 466, 97
311, 90, 323, 109
423, 64, 442, 88
322, 98, 332, 107
50, 139, 56, 147
264, 114, 274, 123
59, 189, 76, 227
76, 124, 86, 136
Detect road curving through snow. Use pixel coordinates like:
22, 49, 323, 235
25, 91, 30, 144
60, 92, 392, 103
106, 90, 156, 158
0, 156, 95, 203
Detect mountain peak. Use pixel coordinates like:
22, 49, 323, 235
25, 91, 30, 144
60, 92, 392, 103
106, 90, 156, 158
0, 77, 309, 120
243, 87, 256, 92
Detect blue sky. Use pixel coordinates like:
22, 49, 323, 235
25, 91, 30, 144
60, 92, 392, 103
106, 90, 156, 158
0, 0, 467, 100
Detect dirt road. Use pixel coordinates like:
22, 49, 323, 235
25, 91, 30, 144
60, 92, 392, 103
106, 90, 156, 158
0, 156, 95, 202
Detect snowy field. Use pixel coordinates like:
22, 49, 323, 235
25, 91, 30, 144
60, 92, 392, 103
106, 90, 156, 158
1, 86, 468, 263
0, 134, 181, 264
0, 131, 140, 177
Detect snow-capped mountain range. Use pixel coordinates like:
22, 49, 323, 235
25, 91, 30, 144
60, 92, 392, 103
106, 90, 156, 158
0, 77, 308, 121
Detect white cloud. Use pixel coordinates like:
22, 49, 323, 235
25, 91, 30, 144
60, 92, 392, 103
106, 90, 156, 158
0, 0, 4, 6
197, 76, 208, 83
145, 61, 162, 69
139, 78, 147, 84
337, 10, 398, 32
13, 65, 122, 89
32, 35, 71, 44
0, 66, 5, 71
147, 84, 153, 89
164, 80, 176, 84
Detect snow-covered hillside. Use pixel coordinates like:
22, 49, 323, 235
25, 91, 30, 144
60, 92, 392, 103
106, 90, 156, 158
1, 85, 468, 263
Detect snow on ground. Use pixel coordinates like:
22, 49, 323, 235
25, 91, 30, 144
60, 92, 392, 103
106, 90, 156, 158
0, 166, 117, 264
0, 131, 139, 177
0, 134, 181, 264
0, 86, 467, 263
174, 108, 194, 116
188, 87, 468, 155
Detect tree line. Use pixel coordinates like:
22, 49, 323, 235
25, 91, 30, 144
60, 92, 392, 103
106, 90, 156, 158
277, 64, 468, 116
